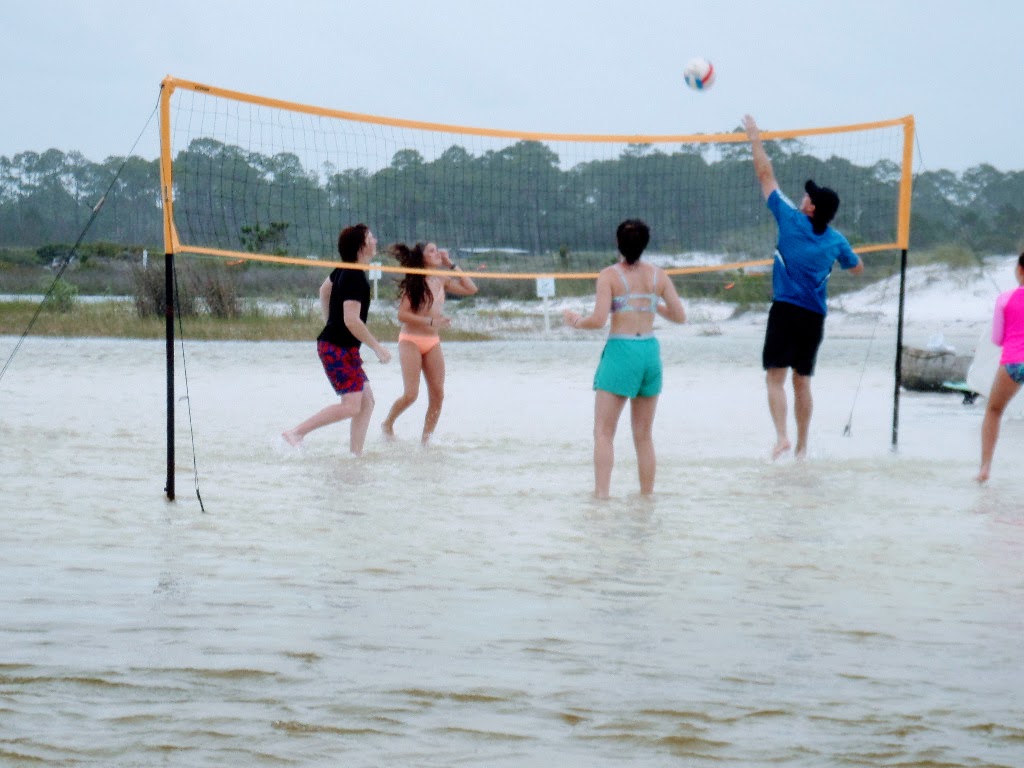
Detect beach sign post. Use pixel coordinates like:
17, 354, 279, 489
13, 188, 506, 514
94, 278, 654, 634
536, 277, 556, 333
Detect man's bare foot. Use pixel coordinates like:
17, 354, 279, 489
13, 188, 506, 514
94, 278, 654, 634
381, 422, 396, 442
976, 465, 990, 483
771, 438, 792, 460
281, 430, 303, 448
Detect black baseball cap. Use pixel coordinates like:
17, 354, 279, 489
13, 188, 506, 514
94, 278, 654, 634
805, 179, 840, 227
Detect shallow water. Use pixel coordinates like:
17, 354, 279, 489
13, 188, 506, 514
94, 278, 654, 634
2, 327, 1023, 766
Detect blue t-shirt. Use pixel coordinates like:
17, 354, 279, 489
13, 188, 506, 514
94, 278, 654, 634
766, 189, 859, 316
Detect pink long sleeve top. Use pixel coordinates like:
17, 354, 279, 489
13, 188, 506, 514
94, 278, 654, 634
992, 286, 1024, 365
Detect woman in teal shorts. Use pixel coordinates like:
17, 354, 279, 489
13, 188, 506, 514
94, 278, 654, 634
563, 219, 686, 499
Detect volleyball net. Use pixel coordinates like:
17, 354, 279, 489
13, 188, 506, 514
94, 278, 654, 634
159, 76, 914, 282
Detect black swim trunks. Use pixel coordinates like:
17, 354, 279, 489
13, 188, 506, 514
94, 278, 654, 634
762, 301, 825, 376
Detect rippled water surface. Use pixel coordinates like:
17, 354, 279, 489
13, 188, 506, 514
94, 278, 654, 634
2, 329, 1023, 766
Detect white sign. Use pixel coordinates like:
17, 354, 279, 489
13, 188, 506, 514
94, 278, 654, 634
369, 262, 382, 281
535, 277, 556, 299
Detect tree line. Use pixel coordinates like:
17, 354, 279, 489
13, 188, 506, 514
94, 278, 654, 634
1, 142, 1021, 262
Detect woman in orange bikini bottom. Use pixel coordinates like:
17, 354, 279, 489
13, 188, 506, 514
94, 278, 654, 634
381, 240, 477, 444
397, 332, 441, 355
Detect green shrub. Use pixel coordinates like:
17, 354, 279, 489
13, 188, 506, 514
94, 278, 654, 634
42, 278, 78, 313
36, 243, 72, 265
914, 244, 979, 268
131, 260, 244, 319
0, 247, 39, 266
131, 262, 198, 318
188, 263, 240, 318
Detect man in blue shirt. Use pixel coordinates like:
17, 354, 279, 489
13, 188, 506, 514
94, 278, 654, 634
742, 114, 864, 460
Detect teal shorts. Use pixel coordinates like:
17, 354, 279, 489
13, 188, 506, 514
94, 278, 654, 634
593, 337, 662, 398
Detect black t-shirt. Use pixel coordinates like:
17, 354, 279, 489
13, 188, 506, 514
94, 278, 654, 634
317, 267, 370, 349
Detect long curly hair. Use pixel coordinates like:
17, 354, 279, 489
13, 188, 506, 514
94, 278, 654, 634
389, 242, 434, 312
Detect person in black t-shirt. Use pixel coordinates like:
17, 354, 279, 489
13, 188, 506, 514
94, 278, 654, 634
282, 224, 391, 455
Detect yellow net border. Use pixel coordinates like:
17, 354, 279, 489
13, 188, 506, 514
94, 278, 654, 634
159, 75, 914, 280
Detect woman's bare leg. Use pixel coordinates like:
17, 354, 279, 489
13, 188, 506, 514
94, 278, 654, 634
419, 345, 446, 445
594, 390, 628, 499
630, 395, 659, 495
381, 341, 423, 438
978, 367, 1021, 482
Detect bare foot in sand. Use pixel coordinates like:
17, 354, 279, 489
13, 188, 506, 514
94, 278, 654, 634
381, 422, 396, 442
976, 465, 990, 483
771, 438, 792, 461
281, 430, 303, 448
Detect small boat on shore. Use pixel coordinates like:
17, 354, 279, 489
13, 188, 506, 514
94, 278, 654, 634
900, 345, 972, 392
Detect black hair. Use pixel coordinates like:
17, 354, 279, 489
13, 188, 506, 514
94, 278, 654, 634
616, 219, 650, 264
1018, 251, 1024, 270
337, 223, 369, 263
390, 241, 434, 312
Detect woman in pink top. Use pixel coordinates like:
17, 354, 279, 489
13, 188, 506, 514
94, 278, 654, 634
977, 251, 1024, 482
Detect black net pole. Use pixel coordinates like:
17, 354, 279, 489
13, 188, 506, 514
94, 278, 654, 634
891, 248, 908, 449
165, 252, 176, 500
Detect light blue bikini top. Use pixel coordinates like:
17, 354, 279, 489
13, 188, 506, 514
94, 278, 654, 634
610, 264, 659, 314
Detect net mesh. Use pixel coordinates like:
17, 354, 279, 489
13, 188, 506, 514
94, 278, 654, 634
160, 77, 913, 280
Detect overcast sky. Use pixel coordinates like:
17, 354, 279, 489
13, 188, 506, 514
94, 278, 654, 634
2, 0, 1021, 173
